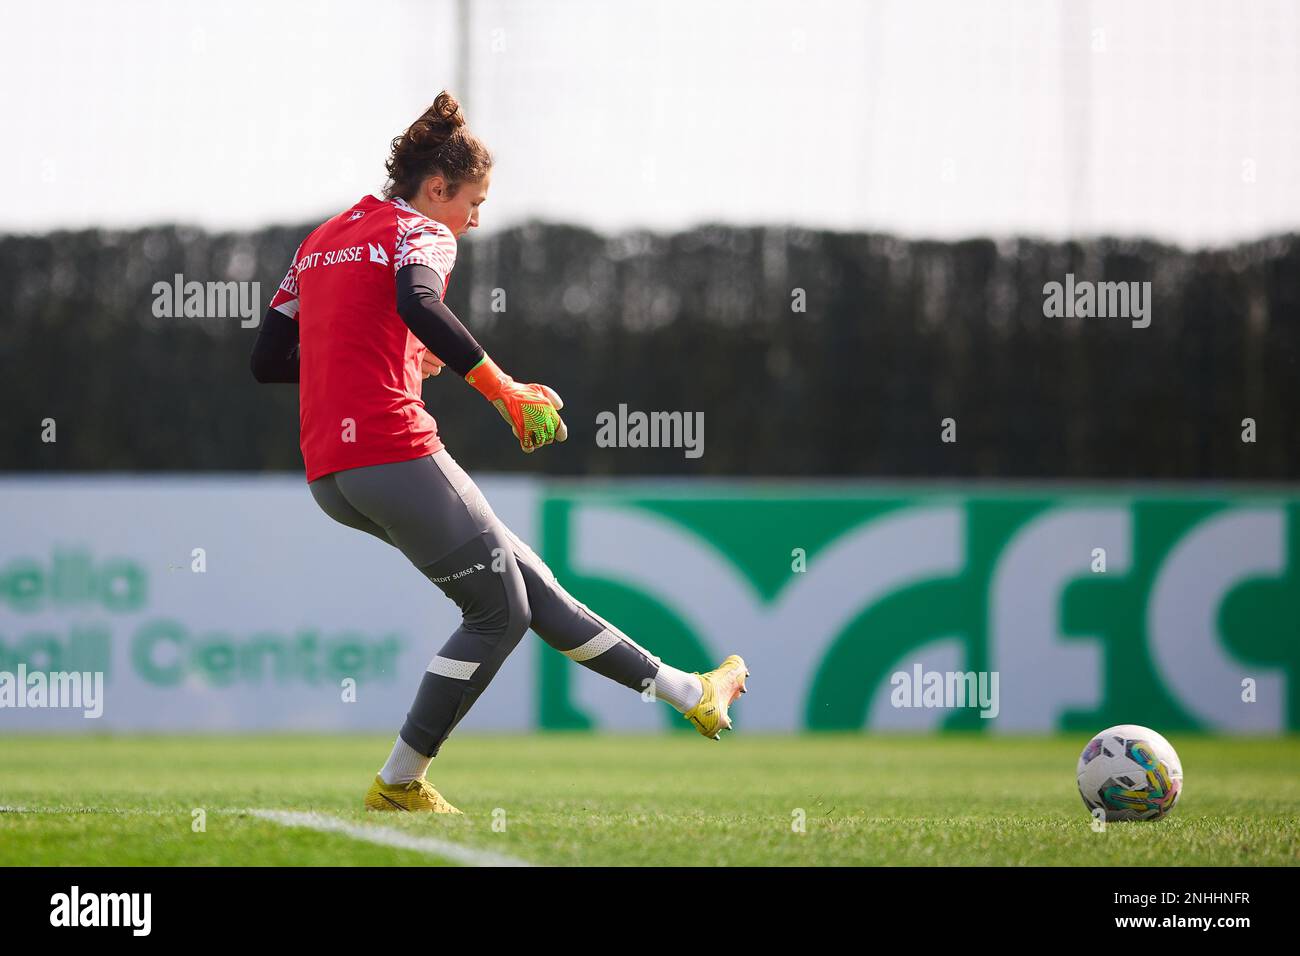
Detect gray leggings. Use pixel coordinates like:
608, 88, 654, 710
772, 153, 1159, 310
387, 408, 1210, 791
309, 450, 660, 757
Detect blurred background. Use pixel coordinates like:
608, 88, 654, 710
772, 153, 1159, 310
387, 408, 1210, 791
1, 0, 1296, 737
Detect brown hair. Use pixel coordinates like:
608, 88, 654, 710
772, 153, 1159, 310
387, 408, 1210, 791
383, 91, 493, 201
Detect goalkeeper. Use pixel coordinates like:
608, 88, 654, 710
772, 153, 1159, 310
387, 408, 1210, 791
250, 91, 747, 813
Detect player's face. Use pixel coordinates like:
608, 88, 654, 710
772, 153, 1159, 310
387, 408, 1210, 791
424, 172, 490, 238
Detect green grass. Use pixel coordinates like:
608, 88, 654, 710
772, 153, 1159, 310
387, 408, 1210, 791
1, 734, 1297, 866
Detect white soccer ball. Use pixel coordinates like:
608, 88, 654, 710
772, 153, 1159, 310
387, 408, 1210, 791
1077, 724, 1183, 822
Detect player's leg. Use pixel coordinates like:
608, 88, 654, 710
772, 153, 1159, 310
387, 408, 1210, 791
494, 524, 677, 700
498, 523, 749, 737
324, 452, 532, 800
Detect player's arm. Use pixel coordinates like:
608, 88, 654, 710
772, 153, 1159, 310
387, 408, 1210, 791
395, 263, 484, 375
395, 263, 566, 453
251, 246, 303, 384
250, 305, 300, 383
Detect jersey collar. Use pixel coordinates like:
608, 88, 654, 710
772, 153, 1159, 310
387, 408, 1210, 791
390, 196, 423, 217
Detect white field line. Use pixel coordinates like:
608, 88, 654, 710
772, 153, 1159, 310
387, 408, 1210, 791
0, 806, 179, 815
248, 809, 533, 867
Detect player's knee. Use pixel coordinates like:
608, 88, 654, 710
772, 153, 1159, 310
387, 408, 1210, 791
459, 569, 530, 643
504, 577, 531, 639
491, 538, 531, 638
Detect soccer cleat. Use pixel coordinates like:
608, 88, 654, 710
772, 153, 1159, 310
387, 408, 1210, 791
683, 654, 749, 740
364, 773, 463, 814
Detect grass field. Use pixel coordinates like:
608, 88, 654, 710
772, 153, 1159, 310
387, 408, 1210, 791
1, 734, 1297, 866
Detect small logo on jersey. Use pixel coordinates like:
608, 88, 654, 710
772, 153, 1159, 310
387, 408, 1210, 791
349, 210, 366, 221
368, 242, 389, 266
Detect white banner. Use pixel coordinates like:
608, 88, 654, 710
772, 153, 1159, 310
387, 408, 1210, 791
0, 475, 541, 732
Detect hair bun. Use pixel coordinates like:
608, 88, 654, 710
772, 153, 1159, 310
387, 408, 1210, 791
384, 90, 492, 201
431, 91, 465, 128
405, 91, 465, 148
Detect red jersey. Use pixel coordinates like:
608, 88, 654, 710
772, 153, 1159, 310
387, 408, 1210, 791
269, 195, 458, 482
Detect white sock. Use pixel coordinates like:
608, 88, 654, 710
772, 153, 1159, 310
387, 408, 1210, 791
379, 736, 431, 785
653, 663, 704, 714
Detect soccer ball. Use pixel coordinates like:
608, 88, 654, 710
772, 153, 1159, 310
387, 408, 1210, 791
1077, 724, 1183, 822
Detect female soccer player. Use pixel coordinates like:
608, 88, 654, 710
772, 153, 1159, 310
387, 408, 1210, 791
250, 92, 747, 813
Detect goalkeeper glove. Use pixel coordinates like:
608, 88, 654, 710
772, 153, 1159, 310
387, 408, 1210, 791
465, 355, 568, 454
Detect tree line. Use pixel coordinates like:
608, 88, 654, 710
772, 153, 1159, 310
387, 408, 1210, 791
2, 221, 1295, 479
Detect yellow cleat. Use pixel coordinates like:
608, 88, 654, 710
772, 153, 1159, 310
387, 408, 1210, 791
364, 773, 463, 814
683, 654, 749, 740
